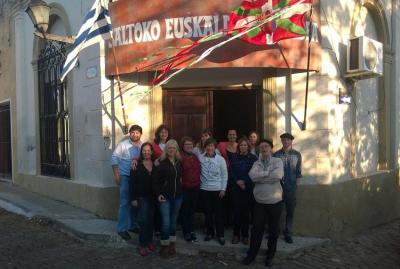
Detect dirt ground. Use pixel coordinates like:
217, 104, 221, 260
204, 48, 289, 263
0, 208, 399, 269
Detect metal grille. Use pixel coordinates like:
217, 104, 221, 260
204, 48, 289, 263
37, 41, 70, 178
0, 103, 11, 178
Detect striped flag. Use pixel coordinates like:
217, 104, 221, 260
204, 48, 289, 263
228, 0, 313, 45
60, 0, 112, 82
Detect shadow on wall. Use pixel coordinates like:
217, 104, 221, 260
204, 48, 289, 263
101, 78, 152, 146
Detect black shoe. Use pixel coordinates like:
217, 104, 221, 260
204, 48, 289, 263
265, 257, 274, 267
184, 233, 192, 242
128, 227, 140, 234
242, 255, 255, 265
204, 234, 214, 241
118, 231, 131, 240
217, 237, 225, 246
284, 235, 293, 244
190, 232, 197, 242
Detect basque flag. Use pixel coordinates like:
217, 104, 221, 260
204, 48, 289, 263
60, 0, 112, 82
228, 0, 313, 45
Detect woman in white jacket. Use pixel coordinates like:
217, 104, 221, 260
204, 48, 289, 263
242, 138, 284, 268
196, 137, 228, 246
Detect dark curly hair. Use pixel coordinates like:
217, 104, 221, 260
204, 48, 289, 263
154, 124, 170, 144
139, 142, 155, 162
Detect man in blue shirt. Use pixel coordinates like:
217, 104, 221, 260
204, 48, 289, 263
273, 132, 302, 244
111, 125, 143, 240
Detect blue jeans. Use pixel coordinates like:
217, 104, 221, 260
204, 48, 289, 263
137, 197, 155, 246
159, 195, 183, 245
117, 175, 138, 232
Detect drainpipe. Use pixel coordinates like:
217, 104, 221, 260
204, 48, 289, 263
285, 72, 292, 133
111, 77, 116, 149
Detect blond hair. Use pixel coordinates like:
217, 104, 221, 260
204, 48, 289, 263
159, 139, 181, 161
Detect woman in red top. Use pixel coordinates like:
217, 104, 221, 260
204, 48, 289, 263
152, 124, 170, 159
217, 129, 238, 227
180, 137, 201, 242
217, 129, 238, 169
151, 124, 171, 236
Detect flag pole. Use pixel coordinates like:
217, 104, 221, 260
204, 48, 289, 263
108, 0, 128, 134
302, 5, 314, 131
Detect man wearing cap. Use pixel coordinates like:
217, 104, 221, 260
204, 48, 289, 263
273, 132, 302, 244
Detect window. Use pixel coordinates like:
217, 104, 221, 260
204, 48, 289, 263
37, 41, 70, 178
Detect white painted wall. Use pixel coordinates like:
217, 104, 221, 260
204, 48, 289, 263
15, 11, 36, 175
353, 6, 380, 176
274, 0, 396, 184
14, 0, 115, 187
393, 0, 400, 170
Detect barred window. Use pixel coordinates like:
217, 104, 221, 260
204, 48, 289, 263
37, 41, 70, 178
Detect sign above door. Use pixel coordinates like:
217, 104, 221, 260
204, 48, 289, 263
106, 0, 321, 76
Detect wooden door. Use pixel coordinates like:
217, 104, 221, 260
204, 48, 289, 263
163, 90, 212, 143
0, 103, 11, 178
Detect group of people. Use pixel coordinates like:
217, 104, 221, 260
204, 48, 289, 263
111, 124, 302, 267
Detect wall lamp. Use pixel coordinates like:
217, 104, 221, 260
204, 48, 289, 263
25, 0, 74, 44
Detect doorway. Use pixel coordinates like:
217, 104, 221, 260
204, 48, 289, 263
213, 90, 259, 142
163, 87, 262, 143
0, 102, 12, 179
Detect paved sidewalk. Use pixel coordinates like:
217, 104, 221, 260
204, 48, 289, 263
0, 180, 329, 259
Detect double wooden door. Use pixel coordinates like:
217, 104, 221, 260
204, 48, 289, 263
163, 90, 212, 143
163, 88, 261, 144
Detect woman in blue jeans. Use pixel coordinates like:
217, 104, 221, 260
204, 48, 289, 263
152, 139, 183, 258
130, 142, 156, 256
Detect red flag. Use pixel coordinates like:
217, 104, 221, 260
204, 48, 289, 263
228, 0, 313, 45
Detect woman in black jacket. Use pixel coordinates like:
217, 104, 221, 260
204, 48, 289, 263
152, 139, 183, 258
229, 137, 257, 245
130, 142, 156, 256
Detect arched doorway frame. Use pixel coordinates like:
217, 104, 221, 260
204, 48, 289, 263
31, 2, 75, 178
349, 0, 392, 175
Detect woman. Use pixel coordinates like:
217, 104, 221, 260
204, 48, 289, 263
217, 129, 238, 169
193, 128, 213, 155
248, 131, 259, 156
180, 137, 201, 242
130, 143, 156, 256
217, 129, 238, 226
197, 138, 228, 245
242, 139, 284, 268
151, 124, 170, 237
152, 139, 183, 258
152, 124, 170, 159
229, 137, 257, 245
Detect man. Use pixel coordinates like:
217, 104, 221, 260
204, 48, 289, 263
242, 138, 284, 267
273, 132, 302, 244
111, 125, 143, 240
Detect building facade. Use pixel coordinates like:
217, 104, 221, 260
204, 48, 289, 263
2, 0, 399, 239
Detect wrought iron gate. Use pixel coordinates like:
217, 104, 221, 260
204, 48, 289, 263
37, 41, 70, 178
0, 102, 11, 178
